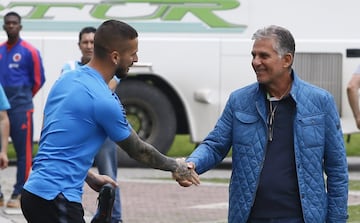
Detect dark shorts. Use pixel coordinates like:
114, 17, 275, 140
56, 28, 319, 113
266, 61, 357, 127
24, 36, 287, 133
21, 189, 85, 223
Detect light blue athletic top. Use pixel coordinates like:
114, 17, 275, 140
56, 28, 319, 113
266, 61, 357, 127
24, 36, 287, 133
24, 65, 131, 203
0, 84, 10, 110
61, 60, 120, 83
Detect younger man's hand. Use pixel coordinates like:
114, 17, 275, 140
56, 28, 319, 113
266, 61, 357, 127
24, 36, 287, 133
172, 158, 200, 186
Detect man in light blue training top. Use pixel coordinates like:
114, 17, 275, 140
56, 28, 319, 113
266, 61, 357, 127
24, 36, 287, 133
20, 19, 199, 223
61, 26, 123, 223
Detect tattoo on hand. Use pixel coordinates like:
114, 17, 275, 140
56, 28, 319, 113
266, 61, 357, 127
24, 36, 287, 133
173, 158, 200, 186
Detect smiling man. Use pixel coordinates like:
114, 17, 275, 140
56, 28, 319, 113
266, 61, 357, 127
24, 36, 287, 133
177, 25, 348, 223
61, 26, 124, 223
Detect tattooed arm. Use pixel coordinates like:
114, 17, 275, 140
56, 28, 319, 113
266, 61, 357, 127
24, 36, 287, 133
116, 128, 200, 185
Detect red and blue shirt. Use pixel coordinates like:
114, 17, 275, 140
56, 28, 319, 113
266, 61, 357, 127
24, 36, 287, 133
0, 38, 45, 112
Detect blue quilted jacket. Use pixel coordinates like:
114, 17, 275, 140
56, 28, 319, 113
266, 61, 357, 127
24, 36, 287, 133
187, 71, 348, 223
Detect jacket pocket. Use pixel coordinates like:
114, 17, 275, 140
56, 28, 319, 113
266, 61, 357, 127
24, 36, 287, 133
235, 112, 259, 124
234, 112, 261, 145
298, 114, 325, 148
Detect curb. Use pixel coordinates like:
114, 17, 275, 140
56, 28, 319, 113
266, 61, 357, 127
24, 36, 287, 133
348, 157, 360, 172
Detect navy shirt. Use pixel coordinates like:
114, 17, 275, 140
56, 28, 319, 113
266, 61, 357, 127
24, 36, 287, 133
250, 95, 303, 219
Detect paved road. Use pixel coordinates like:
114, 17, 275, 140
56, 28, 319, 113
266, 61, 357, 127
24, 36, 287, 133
1, 157, 360, 223
0, 166, 231, 223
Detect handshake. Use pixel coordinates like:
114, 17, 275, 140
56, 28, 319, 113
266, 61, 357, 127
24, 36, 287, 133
172, 158, 200, 187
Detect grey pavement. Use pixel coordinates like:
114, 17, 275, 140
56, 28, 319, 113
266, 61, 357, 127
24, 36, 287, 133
0, 157, 360, 223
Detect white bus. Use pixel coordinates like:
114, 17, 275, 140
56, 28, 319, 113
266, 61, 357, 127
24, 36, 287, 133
1, 0, 360, 165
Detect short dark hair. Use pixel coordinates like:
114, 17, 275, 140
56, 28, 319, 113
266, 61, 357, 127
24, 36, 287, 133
4, 11, 21, 23
78, 26, 96, 42
94, 20, 138, 59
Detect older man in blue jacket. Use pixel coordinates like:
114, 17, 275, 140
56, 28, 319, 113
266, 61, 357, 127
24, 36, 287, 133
177, 25, 348, 223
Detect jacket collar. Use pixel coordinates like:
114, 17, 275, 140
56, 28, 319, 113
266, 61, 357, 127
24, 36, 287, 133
255, 69, 300, 100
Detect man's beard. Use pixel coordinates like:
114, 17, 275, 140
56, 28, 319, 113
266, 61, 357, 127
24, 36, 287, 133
114, 66, 128, 79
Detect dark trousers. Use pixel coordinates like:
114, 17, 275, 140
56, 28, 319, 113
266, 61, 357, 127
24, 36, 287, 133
21, 189, 85, 223
247, 217, 304, 223
8, 110, 34, 195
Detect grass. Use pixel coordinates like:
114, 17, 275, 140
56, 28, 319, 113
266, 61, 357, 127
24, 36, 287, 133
350, 181, 360, 191
7, 134, 197, 159
349, 180, 360, 222
167, 134, 197, 157
349, 205, 360, 222
344, 133, 360, 156
7, 133, 360, 158
167, 133, 360, 157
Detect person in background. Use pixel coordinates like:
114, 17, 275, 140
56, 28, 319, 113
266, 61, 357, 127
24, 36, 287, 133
176, 25, 348, 223
61, 26, 123, 223
61, 26, 96, 73
0, 11, 45, 208
347, 65, 360, 129
0, 84, 10, 206
20, 19, 199, 223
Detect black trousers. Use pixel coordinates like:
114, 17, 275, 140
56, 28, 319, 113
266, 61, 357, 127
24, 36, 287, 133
247, 217, 304, 223
21, 189, 85, 223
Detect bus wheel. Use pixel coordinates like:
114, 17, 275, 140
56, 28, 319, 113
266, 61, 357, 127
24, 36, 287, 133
114, 80, 177, 167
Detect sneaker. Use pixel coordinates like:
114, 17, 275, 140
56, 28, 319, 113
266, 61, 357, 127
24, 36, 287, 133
6, 194, 21, 208
91, 183, 115, 223
0, 191, 4, 207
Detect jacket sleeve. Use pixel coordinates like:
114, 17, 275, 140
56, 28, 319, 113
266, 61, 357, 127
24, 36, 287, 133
29, 48, 45, 97
186, 93, 234, 174
324, 93, 348, 222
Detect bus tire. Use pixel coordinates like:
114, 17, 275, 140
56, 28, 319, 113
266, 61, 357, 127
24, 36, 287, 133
114, 80, 177, 167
